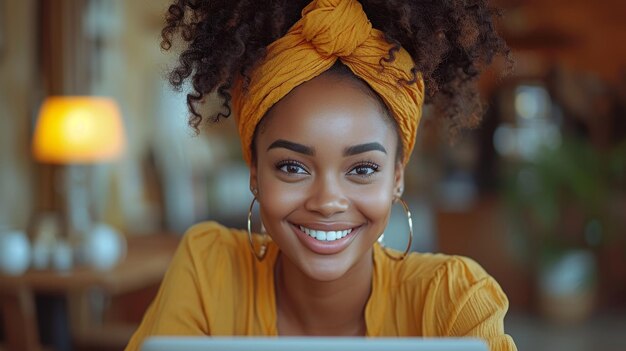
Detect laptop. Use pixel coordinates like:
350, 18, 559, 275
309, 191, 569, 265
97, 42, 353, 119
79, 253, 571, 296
141, 336, 489, 351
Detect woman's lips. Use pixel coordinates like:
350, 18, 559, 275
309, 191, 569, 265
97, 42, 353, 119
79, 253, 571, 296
290, 222, 361, 255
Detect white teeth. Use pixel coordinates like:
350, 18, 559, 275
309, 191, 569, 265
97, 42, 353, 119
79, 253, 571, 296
327, 231, 337, 241
299, 226, 353, 242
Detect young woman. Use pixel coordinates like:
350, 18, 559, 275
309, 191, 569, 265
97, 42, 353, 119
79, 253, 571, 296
126, 0, 516, 350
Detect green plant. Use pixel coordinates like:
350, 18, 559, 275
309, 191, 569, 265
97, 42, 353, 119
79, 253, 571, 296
502, 137, 626, 262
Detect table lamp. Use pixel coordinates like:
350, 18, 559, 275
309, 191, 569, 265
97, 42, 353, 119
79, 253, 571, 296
33, 97, 125, 163
32, 96, 127, 270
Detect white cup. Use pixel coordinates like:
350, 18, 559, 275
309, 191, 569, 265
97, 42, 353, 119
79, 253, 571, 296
32, 239, 53, 270
0, 230, 32, 275
83, 223, 126, 271
52, 240, 74, 272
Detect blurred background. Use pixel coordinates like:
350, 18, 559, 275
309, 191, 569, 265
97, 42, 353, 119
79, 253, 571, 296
0, 0, 625, 350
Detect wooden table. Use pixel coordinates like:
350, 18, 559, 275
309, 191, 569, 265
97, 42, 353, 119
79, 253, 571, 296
0, 234, 179, 351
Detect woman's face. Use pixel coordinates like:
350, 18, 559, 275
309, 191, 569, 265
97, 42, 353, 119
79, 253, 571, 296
250, 72, 404, 282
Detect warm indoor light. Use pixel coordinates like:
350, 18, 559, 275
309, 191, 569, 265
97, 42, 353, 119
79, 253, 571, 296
32, 96, 126, 163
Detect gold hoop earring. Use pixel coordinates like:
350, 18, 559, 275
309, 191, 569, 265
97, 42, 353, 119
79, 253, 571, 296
379, 198, 413, 261
247, 197, 268, 261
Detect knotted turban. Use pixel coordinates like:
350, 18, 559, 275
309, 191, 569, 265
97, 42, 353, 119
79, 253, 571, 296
232, 0, 425, 165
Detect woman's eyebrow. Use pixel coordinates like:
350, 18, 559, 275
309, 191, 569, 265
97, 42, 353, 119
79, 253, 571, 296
267, 139, 315, 155
344, 142, 387, 156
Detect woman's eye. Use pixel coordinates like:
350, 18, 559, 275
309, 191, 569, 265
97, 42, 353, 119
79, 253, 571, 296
348, 163, 379, 177
277, 161, 309, 175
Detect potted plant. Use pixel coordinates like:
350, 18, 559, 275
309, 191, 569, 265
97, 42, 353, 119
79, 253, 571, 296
501, 136, 626, 323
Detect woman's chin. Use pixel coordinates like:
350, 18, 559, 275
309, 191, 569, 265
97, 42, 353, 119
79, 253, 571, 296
290, 252, 363, 283
300, 262, 350, 282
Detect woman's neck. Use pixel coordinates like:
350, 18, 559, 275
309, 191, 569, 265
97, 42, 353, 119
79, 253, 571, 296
274, 250, 373, 336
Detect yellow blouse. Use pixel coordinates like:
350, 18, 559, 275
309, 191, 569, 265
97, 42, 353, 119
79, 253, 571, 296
125, 221, 517, 351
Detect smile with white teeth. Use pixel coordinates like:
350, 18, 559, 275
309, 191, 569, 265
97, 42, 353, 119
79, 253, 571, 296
299, 225, 353, 242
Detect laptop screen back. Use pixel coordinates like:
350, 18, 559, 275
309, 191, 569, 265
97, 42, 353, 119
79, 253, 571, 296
141, 336, 489, 351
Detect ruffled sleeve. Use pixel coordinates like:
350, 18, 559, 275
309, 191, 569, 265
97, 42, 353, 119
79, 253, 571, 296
422, 256, 517, 351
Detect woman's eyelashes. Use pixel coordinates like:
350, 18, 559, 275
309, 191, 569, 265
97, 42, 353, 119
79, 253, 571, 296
275, 159, 309, 176
274, 159, 381, 179
347, 161, 380, 178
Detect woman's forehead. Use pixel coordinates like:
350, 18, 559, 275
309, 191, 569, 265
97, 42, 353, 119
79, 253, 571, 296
258, 74, 396, 146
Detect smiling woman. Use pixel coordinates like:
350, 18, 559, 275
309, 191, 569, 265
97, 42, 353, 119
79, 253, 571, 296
125, 0, 516, 350
252, 71, 404, 336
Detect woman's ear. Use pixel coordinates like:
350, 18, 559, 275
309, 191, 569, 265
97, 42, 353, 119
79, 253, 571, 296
249, 161, 259, 196
393, 160, 405, 200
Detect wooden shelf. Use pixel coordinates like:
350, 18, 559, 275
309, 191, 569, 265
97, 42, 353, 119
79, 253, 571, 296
0, 234, 179, 351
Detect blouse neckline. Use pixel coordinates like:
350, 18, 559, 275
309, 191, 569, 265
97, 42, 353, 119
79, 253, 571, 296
258, 241, 387, 336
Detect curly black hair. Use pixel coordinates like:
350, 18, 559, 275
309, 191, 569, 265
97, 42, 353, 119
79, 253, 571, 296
160, 0, 510, 135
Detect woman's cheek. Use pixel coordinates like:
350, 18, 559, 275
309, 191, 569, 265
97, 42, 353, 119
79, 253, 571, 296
259, 176, 305, 217
353, 186, 394, 223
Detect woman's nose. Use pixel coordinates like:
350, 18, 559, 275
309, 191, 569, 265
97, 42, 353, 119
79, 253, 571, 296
304, 174, 349, 217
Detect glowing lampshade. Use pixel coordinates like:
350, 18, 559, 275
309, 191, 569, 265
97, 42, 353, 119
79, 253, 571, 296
33, 97, 126, 163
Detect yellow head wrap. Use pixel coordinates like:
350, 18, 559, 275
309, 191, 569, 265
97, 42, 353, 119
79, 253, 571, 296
232, 0, 425, 165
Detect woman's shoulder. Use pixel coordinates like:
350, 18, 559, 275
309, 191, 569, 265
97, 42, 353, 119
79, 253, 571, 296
179, 221, 250, 264
384, 247, 493, 288
183, 221, 247, 246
